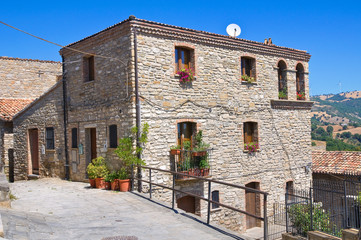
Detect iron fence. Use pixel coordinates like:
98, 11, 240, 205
131, 165, 270, 239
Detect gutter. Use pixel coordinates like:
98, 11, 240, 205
61, 55, 70, 180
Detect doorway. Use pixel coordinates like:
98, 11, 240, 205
245, 182, 261, 229
85, 128, 97, 178
177, 195, 196, 214
28, 129, 39, 175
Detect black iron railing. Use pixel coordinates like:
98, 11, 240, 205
131, 165, 269, 239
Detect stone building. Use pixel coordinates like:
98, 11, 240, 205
0, 57, 61, 180
13, 16, 313, 234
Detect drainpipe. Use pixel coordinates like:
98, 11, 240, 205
132, 17, 142, 192
62, 55, 70, 180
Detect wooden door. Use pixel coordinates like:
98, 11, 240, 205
177, 195, 196, 214
90, 128, 97, 160
29, 129, 39, 175
246, 182, 260, 229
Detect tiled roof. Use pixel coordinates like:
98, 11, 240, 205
0, 99, 34, 121
0, 56, 60, 64
312, 151, 361, 176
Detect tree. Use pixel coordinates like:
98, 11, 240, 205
343, 125, 348, 130
341, 131, 352, 139
326, 126, 333, 135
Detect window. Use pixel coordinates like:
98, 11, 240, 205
278, 60, 287, 99
71, 128, 78, 148
241, 57, 256, 80
109, 125, 118, 148
243, 122, 258, 149
83, 56, 95, 82
46, 127, 55, 150
286, 181, 294, 202
177, 122, 196, 147
212, 190, 220, 209
296, 63, 305, 100
175, 47, 192, 72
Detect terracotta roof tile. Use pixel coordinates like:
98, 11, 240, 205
0, 99, 34, 121
0, 56, 60, 64
312, 151, 361, 176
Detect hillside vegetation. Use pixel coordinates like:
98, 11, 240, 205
311, 90, 361, 151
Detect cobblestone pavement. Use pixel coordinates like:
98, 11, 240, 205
0, 178, 246, 240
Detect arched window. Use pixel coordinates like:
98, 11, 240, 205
296, 63, 305, 100
278, 60, 287, 99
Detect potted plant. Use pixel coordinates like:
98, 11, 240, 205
297, 92, 305, 100
104, 173, 112, 190
170, 145, 181, 155
91, 157, 109, 189
241, 75, 255, 83
177, 156, 190, 179
115, 123, 149, 192
244, 142, 259, 153
199, 158, 210, 176
107, 171, 119, 191
86, 163, 97, 188
278, 90, 287, 99
192, 130, 209, 157
117, 167, 131, 192
177, 68, 195, 83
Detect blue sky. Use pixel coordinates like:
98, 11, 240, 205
1, 0, 360, 95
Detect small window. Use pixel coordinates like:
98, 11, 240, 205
243, 122, 258, 150
241, 57, 256, 81
175, 47, 192, 72
296, 64, 305, 100
71, 128, 78, 148
177, 122, 196, 147
286, 181, 294, 202
83, 56, 95, 82
109, 125, 118, 148
278, 60, 287, 99
212, 190, 220, 209
46, 127, 55, 150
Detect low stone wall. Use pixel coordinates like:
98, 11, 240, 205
282, 229, 360, 240
0, 173, 10, 208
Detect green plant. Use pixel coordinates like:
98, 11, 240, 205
183, 140, 191, 150
105, 171, 118, 182
278, 90, 287, 99
297, 92, 306, 100
87, 157, 109, 179
170, 145, 181, 150
199, 158, 209, 169
241, 75, 255, 83
311, 142, 316, 146
288, 203, 338, 237
9, 192, 17, 201
115, 123, 149, 167
244, 142, 259, 153
118, 167, 130, 180
194, 130, 210, 151
177, 68, 195, 83
178, 157, 191, 171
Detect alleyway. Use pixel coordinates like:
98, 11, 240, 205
0, 178, 247, 240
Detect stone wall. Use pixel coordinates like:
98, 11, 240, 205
0, 57, 61, 99
13, 83, 65, 180
61, 23, 135, 181
135, 31, 312, 233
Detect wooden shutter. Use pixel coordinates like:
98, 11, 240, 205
241, 58, 246, 75
71, 128, 78, 148
109, 125, 118, 148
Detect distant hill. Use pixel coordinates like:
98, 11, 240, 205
311, 91, 361, 125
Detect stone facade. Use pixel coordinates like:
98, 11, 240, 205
13, 83, 65, 180
55, 17, 313, 234
0, 57, 61, 99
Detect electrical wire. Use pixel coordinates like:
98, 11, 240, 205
0, 20, 127, 67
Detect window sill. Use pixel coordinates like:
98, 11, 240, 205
174, 74, 197, 80
243, 149, 260, 153
241, 81, 257, 85
270, 99, 314, 110
210, 207, 222, 213
83, 80, 95, 85
46, 149, 56, 152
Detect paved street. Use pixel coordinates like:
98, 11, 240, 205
0, 178, 245, 240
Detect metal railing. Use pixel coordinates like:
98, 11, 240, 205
131, 165, 269, 239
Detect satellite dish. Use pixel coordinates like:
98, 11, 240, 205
226, 24, 241, 37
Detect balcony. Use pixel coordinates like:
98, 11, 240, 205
170, 149, 211, 180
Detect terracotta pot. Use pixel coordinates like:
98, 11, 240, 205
89, 178, 96, 188
105, 182, 111, 190
192, 151, 207, 157
118, 179, 130, 192
95, 178, 105, 189
170, 149, 181, 155
201, 168, 209, 176
111, 179, 120, 191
